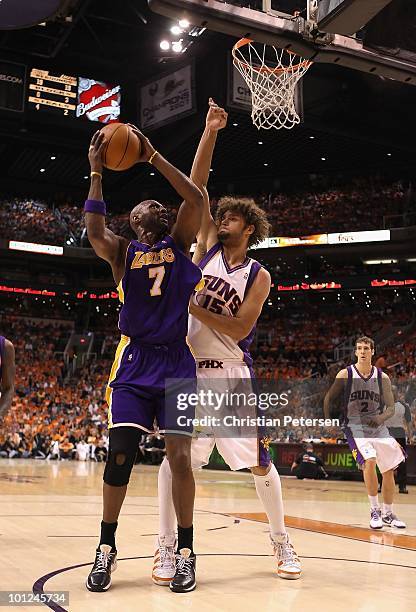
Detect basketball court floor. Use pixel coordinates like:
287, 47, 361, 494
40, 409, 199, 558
2, 460, 415, 612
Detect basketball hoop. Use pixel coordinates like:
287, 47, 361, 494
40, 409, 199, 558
232, 38, 313, 130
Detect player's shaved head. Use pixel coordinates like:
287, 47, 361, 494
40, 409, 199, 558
130, 200, 159, 223
129, 200, 168, 238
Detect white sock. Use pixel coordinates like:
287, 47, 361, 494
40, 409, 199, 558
368, 495, 379, 509
253, 464, 286, 537
383, 503, 392, 514
158, 457, 176, 539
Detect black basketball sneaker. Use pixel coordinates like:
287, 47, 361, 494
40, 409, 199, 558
86, 544, 117, 592
169, 548, 196, 593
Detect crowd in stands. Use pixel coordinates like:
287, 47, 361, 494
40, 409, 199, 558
251, 293, 416, 441
0, 315, 108, 461
254, 179, 407, 236
253, 293, 413, 379
61, 180, 411, 237
0, 288, 415, 454
0, 314, 167, 462
61, 179, 410, 242
0, 199, 66, 246
0, 178, 410, 247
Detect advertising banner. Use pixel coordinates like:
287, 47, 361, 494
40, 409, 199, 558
77, 78, 121, 123
206, 443, 416, 482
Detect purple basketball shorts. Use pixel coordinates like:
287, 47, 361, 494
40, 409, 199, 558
106, 335, 196, 435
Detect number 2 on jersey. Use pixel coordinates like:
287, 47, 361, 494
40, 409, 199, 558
149, 266, 165, 296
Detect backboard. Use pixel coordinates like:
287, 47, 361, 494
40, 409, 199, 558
315, 1, 394, 35
148, 0, 416, 85
0, 0, 75, 30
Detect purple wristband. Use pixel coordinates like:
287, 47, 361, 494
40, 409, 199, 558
84, 199, 106, 216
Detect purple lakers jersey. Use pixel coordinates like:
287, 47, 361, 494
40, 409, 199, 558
0, 336, 5, 381
117, 235, 202, 344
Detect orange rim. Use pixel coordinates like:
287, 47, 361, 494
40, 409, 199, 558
232, 37, 312, 75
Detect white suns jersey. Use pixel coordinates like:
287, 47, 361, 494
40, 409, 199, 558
188, 243, 262, 364
344, 364, 389, 437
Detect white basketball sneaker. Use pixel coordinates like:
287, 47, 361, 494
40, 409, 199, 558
370, 507, 383, 529
271, 533, 302, 580
382, 511, 406, 529
152, 535, 176, 586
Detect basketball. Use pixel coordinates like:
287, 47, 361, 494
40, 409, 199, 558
101, 123, 141, 171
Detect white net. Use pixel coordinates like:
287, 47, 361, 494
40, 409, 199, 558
232, 39, 312, 130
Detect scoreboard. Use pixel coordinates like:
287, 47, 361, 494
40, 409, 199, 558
26, 68, 121, 123
0, 60, 122, 123
27, 69, 121, 122
28, 69, 77, 117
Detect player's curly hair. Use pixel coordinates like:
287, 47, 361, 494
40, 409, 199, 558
215, 197, 270, 248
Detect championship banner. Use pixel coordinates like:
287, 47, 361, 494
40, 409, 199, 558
0, 60, 26, 112
140, 64, 195, 130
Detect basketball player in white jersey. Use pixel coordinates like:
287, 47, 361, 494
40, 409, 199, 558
324, 336, 406, 530
152, 100, 301, 588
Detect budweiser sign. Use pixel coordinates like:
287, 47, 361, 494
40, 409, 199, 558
76, 78, 121, 123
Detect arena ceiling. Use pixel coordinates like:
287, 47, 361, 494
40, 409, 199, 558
0, 0, 415, 206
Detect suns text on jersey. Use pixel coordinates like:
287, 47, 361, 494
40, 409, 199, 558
131, 248, 175, 269
349, 390, 380, 402
200, 274, 242, 315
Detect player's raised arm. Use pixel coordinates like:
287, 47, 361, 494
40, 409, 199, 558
191, 99, 228, 264
85, 131, 129, 284
0, 339, 15, 420
189, 267, 271, 341
128, 125, 203, 255
323, 370, 347, 419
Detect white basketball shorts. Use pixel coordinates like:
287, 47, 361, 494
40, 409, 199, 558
345, 427, 405, 473
191, 360, 270, 471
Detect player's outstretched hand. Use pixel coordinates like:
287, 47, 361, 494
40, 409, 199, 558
127, 124, 156, 163
88, 130, 106, 173
206, 97, 228, 131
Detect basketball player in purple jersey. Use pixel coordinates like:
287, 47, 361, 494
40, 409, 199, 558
0, 336, 15, 423
84, 126, 203, 593
153, 101, 301, 586
324, 336, 406, 529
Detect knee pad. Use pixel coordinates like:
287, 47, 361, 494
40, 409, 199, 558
103, 427, 141, 486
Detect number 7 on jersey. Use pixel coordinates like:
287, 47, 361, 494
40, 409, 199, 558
149, 266, 165, 296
